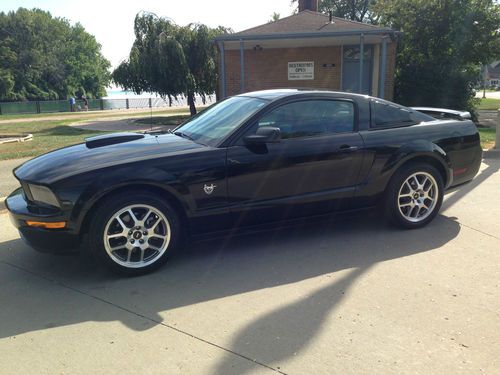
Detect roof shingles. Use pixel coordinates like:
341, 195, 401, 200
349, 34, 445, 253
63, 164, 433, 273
234, 10, 387, 36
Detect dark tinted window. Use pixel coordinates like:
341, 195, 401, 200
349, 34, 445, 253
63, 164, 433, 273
256, 100, 355, 139
372, 100, 432, 128
372, 100, 416, 127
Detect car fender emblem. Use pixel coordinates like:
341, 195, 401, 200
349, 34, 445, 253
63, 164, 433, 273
203, 183, 217, 195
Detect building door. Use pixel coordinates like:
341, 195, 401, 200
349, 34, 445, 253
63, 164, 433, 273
342, 45, 373, 95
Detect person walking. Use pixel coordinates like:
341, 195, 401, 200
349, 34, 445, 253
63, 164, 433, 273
82, 96, 89, 111
69, 96, 76, 112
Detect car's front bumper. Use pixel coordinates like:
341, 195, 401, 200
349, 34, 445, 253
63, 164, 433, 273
6, 188, 80, 254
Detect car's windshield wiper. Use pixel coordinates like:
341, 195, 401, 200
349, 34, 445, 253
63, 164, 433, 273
173, 131, 195, 141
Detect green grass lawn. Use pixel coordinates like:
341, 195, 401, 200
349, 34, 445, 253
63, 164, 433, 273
478, 127, 496, 150
0, 106, 194, 122
478, 98, 500, 110
0, 119, 106, 160
0, 110, 193, 161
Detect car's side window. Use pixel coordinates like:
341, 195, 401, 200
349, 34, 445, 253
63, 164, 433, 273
254, 100, 355, 140
371, 100, 418, 128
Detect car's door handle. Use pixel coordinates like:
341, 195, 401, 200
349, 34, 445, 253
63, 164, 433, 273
339, 145, 359, 152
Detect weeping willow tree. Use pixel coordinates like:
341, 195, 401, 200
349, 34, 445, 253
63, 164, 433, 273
112, 12, 230, 115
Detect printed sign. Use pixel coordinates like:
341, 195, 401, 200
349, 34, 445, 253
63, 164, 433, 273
288, 61, 314, 80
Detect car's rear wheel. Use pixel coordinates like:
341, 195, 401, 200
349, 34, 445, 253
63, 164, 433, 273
385, 163, 444, 229
89, 192, 181, 275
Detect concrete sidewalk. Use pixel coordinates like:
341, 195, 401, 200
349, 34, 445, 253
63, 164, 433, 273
0, 158, 28, 198
476, 90, 500, 99
0, 159, 499, 374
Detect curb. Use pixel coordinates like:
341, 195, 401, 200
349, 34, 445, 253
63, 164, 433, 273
483, 149, 500, 159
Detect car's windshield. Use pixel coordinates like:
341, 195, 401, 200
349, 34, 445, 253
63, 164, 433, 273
175, 96, 267, 146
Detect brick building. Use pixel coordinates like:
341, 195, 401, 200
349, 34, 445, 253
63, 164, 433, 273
215, 0, 398, 100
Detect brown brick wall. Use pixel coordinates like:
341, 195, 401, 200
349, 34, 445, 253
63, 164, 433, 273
224, 46, 342, 96
220, 42, 396, 101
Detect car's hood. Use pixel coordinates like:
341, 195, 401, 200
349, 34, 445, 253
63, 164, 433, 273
14, 132, 206, 184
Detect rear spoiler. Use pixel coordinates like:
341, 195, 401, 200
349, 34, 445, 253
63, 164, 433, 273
411, 107, 471, 121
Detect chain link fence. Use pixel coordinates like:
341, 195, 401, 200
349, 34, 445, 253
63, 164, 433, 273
0, 96, 215, 116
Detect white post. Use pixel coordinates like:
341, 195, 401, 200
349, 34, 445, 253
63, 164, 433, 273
496, 110, 500, 149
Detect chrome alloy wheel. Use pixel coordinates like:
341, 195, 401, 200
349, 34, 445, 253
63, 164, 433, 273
397, 172, 438, 223
103, 204, 171, 268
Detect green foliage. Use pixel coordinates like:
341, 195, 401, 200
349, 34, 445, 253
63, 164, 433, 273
375, 0, 500, 115
268, 12, 281, 23
0, 8, 111, 102
320, 0, 375, 22
112, 12, 230, 115
292, 0, 376, 22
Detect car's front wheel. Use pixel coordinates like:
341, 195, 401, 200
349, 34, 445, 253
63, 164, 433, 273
89, 191, 181, 275
385, 163, 444, 229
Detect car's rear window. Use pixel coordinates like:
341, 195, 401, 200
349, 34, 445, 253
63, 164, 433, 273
371, 100, 433, 128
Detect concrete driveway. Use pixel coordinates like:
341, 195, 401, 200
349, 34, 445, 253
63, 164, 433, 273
0, 158, 499, 374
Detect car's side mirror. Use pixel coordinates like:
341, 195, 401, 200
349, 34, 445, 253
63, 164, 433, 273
243, 127, 281, 145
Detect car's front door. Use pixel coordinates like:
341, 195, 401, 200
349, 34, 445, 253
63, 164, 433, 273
226, 98, 365, 225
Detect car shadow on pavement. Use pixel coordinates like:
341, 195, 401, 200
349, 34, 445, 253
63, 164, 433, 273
0, 209, 461, 370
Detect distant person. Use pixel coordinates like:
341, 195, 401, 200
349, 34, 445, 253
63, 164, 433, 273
82, 96, 89, 111
69, 97, 76, 112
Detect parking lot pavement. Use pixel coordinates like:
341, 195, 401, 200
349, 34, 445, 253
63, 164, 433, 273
0, 159, 499, 375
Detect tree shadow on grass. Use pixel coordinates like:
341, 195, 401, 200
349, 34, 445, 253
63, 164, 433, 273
36, 125, 98, 136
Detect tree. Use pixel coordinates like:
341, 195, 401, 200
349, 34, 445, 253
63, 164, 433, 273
291, 0, 377, 23
319, 0, 376, 22
0, 8, 110, 101
112, 12, 230, 115
268, 12, 281, 23
374, 0, 500, 115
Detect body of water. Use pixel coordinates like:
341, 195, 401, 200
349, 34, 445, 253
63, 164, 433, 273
104, 89, 216, 107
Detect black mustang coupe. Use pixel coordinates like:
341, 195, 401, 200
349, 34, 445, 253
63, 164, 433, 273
6, 90, 482, 274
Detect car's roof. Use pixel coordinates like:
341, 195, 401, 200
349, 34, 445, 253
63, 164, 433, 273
237, 88, 371, 101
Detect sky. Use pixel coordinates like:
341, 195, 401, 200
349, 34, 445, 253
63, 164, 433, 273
1, 0, 296, 69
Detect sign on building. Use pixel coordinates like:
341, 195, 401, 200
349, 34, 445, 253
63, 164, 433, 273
288, 62, 314, 80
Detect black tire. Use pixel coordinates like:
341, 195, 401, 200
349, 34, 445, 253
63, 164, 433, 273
89, 191, 181, 276
385, 162, 444, 229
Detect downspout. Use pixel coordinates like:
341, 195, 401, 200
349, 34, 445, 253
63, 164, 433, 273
359, 33, 364, 94
218, 41, 227, 99
240, 40, 245, 93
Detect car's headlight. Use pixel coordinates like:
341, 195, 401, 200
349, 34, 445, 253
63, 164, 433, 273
26, 184, 60, 207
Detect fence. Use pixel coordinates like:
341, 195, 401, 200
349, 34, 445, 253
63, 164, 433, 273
0, 96, 215, 116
